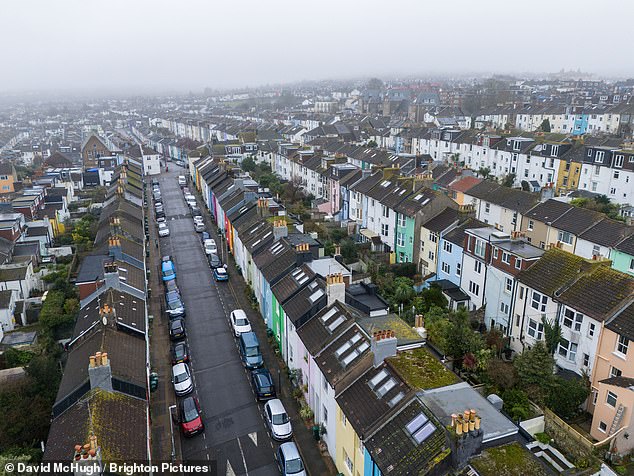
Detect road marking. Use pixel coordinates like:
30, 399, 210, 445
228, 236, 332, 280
248, 432, 257, 446
237, 437, 249, 476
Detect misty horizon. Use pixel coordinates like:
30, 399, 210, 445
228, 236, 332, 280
1, 0, 633, 96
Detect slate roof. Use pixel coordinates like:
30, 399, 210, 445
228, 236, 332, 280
551, 206, 604, 235
364, 397, 447, 476
616, 234, 634, 256
56, 325, 146, 406
282, 278, 327, 327
270, 264, 315, 304
516, 248, 586, 295
422, 208, 459, 233
336, 361, 412, 437
465, 180, 540, 213
297, 301, 362, 356
558, 266, 634, 321
44, 389, 148, 464
578, 218, 634, 248
599, 376, 634, 388
606, 302, 634, 342
442, 218, 487, 247
523, 199, 573, 223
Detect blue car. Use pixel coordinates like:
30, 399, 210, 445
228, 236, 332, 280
162, 259, 176, 282
213, 267, 228, 282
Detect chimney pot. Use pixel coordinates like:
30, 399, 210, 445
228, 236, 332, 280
475, 416, 481, 430
89, 355, 96, 367
95, 352, 102, 366
101, 353, 108, 366
75, 445, 82, 453
463, 410, 470, 421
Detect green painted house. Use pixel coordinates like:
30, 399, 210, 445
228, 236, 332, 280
612, 234, 634, 276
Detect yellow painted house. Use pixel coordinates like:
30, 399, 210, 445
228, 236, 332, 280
0, 162, 18, 194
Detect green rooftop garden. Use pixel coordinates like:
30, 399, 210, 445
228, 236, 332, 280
388, 347, 459, 390
471, 442, 548, 476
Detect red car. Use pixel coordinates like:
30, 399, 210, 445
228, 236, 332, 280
179, 396, 204, 437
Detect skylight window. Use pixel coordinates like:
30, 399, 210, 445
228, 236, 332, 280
297, 275, 309, 285
327, 315, 346, 332
350, 333, 361, 344
414, 194, 423, 200
377, 378, 396, 397
335, 342, 352, 358
319, 307, 338, 323
309, 289, 324, 302
406, 413, 436, 445
388, 392, 404, 407
368, 369, 389, 389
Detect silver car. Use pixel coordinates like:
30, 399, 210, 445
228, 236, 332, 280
264, 399, 292, 440
172, 363, 193, 396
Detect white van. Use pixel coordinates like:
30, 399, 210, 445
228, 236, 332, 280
178, 175, 186, 187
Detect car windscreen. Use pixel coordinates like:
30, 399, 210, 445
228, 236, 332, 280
174, 369, 189, 383
167, 299, 183, 310
182, 399, 199, 422
272, 412, 289, 425
236, 318, 249, 327
245, 345, 259, 357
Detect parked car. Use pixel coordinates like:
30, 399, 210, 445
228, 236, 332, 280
203, 239, 217, 255
213, 267, 228, 282
171, 363, 193, 396
230, 309, 251, 337
156, 216, 166, 224
165, 290, 185, 318
238, 331, 263, 369
178, 175, 187, 187
277, 443, 306, 476
194, 222, 206, 233
161, 258, 176, 282
193, 215, 204, 226
264, 399, 292, 441
151, 178, 160, 187
158, 223, 170, 237
155, 209, 165, 219
191, 206, 202, 218
155, 204, 164, 214
169, 318, 186, 340
208, 254, 222, 269
251, 368, 275, 400
182, 187, 190, 195
165, 279, 179, 295
178, 396, 204, 437
171, 341, 189, 364
201, 231, 210, 242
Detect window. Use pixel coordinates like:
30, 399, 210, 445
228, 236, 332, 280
469, 281, 480, 296
398, 214, 406, 227
614, 170, 620, 180
505, 277, 513, 293
588, 322, 596, 338
484, 202, 491, 213
557, 231, 573, 245
630, 258, 634, 271
429, 233, 438, 243
599, 421, 607, 433
501, 252, 510, 264
381, 223, 388, 237
500, 302, 510, 314
474, 239, 486, 258
443, 241, 453, 253
528, 220, 534, 231
583, 354, 590, 367
596, 151, 605, 163
531, 291, 547, 312
428, 251, 435, 261
493, 248, 499, 259
323, 405, 328, 423
558, 338, 577, 362
617, 335, 629, 355
344, 450, 353, 472
474, 260, 482, 274
341, 412, 347, 426
456, 262, 461, 276
528, 319, 544, 340
562, 308, 583, 332
515, 258, 522, 269
397, 233, 405, 247
381, 205, 389, 218
611, 367, 622, 378
441, 262, 450, 274
606, 391, 617, 408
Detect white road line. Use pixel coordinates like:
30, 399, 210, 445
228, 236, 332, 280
237, 437, 249, 476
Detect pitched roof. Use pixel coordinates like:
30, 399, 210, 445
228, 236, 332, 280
557, 266, 634, 321
599, 376, 634, 388
465, 180, 539, 213
449, 175, 482, 193
551, 206, 604, 235
606, 302, 634, 342
523, 199, 572, 223
578, 218, 634, 248
442, 218, 488, 247
616, 234, 634, 257
422, 208, 459, 233
516, 248, 586, 295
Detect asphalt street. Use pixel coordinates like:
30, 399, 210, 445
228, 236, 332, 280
157, 168, 280, 476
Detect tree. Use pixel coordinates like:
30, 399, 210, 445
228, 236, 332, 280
485, 329, 506, 357
241, 156, 256, 172
444, 308, 484, 366
513, 343, 554, 402
503, 389, 531, 421
542, 316, 562, 355
539, 119, 551, 133
414, 285, 448, 313
486, 358, 517, 392
546, 376, 590, 420
477, 167, 492, 179
501, 173, 516, 188
339, 239, 358, 264
367, 140, 378, 148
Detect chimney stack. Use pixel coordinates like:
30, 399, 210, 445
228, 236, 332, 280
326, 273, 346, 306
73, 435, 103, 476
88, 350, 113, 392
108, 237, 122, 260
273, 220, 288, 241
370, 330, 397, 367
102, 261, 121, 290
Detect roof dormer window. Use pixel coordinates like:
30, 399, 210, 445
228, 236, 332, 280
513, 140, 521, 151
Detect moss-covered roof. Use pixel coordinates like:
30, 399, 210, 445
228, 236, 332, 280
387, 347, 459, 390
517, 248, 587, 295
470, 442, 549, 476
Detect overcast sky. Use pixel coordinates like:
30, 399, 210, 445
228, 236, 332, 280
1, 0, 632, 94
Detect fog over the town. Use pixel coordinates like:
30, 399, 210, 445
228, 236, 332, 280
1, 0, 632, 93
